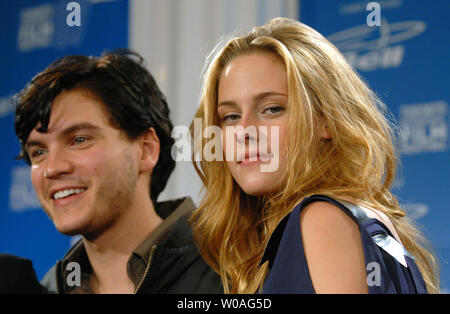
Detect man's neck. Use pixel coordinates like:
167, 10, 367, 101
82, 193, 162, 294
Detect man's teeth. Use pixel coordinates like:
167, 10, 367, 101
53, 188, 86, 200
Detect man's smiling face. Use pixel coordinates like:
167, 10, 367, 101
26, 88, 141, 239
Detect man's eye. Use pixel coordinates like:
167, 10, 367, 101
73, 136, 87, 144
30, 149, 46, 158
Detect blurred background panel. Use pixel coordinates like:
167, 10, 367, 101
0, 0, 448, 292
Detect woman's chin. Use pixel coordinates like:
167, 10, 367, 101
240, 182, 278, 197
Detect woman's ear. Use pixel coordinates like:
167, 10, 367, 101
320, 122, 332, 140
139, 127, 160, 173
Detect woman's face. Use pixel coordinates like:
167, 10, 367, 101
217, 51, 289, 196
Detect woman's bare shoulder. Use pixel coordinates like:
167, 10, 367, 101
299, 201, 368, 293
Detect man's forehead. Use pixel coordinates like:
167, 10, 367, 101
37, 89, 111, 129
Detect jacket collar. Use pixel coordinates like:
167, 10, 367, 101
57, 197, 197, 293
131, 197, 201, 293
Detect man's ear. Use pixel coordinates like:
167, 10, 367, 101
139, 127, 160, 173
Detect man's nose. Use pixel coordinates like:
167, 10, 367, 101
43, 149, 73, 179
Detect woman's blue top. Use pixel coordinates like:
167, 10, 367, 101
261, 194, 428, 293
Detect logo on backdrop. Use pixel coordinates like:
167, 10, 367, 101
401, 203, 429, 220
399, 100, 448, 155
17, 3, 54, 51
9, 165, 41, 212
0, 96, 14, 119
16, 1, 90, 52
327, 19, 426, 71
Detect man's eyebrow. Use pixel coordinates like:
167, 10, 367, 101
25, 123, 101, 151
218, 92, 288, 108
24, 140, 44, 151
60, 122, 102, 137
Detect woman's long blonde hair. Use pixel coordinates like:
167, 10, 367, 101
190, 17, 439, 293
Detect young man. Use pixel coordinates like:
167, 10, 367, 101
14, 50, 222, 294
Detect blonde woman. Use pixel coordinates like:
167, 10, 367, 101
190, 17, 439, 294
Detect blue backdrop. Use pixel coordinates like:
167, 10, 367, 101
0, 0, 129, 280
301, 0, 449, 291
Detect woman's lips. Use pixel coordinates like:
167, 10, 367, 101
237, 152, 272, 164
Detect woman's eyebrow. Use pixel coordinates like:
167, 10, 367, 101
253, 92, 288, 103
218, 92, 288, 108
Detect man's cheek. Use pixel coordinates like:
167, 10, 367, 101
30, 167, 43, 198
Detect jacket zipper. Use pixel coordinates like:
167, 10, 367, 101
133, 244, 157, 294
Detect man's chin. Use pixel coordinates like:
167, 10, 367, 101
55, 226, 85, 237
55, 221, 112, 242
53, 220, 89, 237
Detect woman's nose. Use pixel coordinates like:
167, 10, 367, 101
235, 113, 258, 144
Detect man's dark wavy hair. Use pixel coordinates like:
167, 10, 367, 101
14, 49, 175, 203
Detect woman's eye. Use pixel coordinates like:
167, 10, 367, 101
264, 106, 284, 114
222, 114, 240, 123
